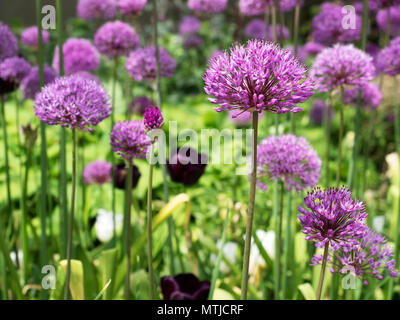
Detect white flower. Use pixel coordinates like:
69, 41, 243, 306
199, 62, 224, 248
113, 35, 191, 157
372, 216, 385, 234
210, 240, 238, 273
10, 250, 23, 266
248, 230, 275, 275
95, 209, 123, 243
385, 152, 399, 180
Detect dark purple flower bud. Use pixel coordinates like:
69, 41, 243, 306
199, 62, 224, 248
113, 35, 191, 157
167, 147, 208, 186
160, 273, 210, 300
112, 162, 141, 190
144, 105, 164, 132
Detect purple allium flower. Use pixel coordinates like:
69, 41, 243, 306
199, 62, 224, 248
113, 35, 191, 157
313, 228, 398, 282
370, 0, 400, 8
208, 50, 224, 63
256, 134, 321, 192
310, 44, 375, 92
34, 75, 111, 131
127, 96, 155, 115
303, 41, 324, 57
21, 26, 50, 49
279, 0, 304, 12
0, 23, 18, 62
377, 37, 400, 76
285, 45, 307, 64
188, 0, 227, 13
183, 35, 203, 49
161, 273, 210, 300
203, 40, 315, 114
74, 71, 101, 84
376, 6, 400, 37
144, 105, 164, 131
179, 16, 201, 35
366, 43, 380, 68
21, 65, 58, 100
126, 46, 176, 82
110, 120, 151, 162
297, 187, 368, 246
112, 162, 141, 189
167, 146, 208, 186
83, 160, 112, 185
0, 57, 31, 84
53, 38, 100, 75
94, 21, 140, 60
118, 0, 147, 16
344, 82, 382, 111
311, 2, 361, 46
310, 99, 334, 126
77, 0, 117, 20
228, 109, 264, 127
239, 0, 267, 16
245, 19, 266, 40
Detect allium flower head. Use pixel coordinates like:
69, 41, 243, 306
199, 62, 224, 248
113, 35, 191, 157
110, 120, 151, 162
228, 109, 264, 127
126, 46, 176, 82
188, 0, 227, 13
256, 134, 321, 192
0, 23, 18, 62
179, 16, 201, 35
376, 6, 400, 37
53, 38, 100, 75
371, 0, 400, 8
203, 39, 315, 114
311, 2, 361, 46
144, 105, 164, 132
303, 41, 324, 57
83, 160, 112, 185
21, 65, 57, 100
377, 37, 400, 76
344, 82, 382, 111
0, 57, 31, 83
94, 21, 140, 59
310, 99, 334, 126
21, 26, 50, 48
239, 0, 267, 16
127, 96, 154, 115
279, 0, 304, 12
298, 187, 368, 246
311, 44, 375, 92
34, 75, 111, 131
74, 71, 101, 84
77, 0, 117, 20
118, 0, 147, 16
161, 273, 210, 300
245, 19, 266, 40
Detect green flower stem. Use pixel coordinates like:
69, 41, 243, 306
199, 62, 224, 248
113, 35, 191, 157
316, 242, 329, 300
324, 94, 332, 187
64, 129, 77, 300
336, 87, 345, 187
281, 187, 292, 299
147, 143, 155, 299
240, 112, 259, 300
276, 181, 285, 299
124, 161, 133, 300
0, 97, 11, 214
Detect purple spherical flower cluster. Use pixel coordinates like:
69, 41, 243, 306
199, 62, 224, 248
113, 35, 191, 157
203, 40, 315, 114
179, 16, 201, 35
239, 0, 266, 16
0, 57, 31, 83
188, 0, 227, 13
310, 99, 334, 126
94, 21, 140, 60
370, 0, 400, 8
77, 0, 117, 20
377, 6, 400, 37
277, 0, 304, 12
83, 160, 112, 185
0, 23, 18, 62
128, 96, 154, 115
310, 44, 375, 92
118, 0, 147, 16
303, 41, 324, 57
298, 187, 368, 246
344, 83, 382, 111
245, 19, 265, 39
21, 26, 50, 48
53, 38, 100, 75
377, 37, 400, 76
34, 75, 111, 131
126, 46, 176, 82
110, 120, 151, 162
228, 110, 263, 127
311, 2, 361, 46
256, 134, 321, 192
21, 65, 57, 100
144, 105, 164, 132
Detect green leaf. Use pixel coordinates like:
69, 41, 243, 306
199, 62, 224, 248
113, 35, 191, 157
98, 248, 117, 299
212, 288, 234, 300
298, 283, 316, 300
59, 260, 85, 300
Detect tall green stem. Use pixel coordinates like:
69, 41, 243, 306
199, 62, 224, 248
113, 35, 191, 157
147, 144, 155, 299
240, 112, 259, 300
336, 87, 345, 187
64, 129, 77, 300
282, 187, 292, 299
0, 98, 11, 213
111, 58, 118, 244
316, 242, 329, 300
324, 94, 332, 187
277, 181, 284, 299
124, 162, 133, 300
